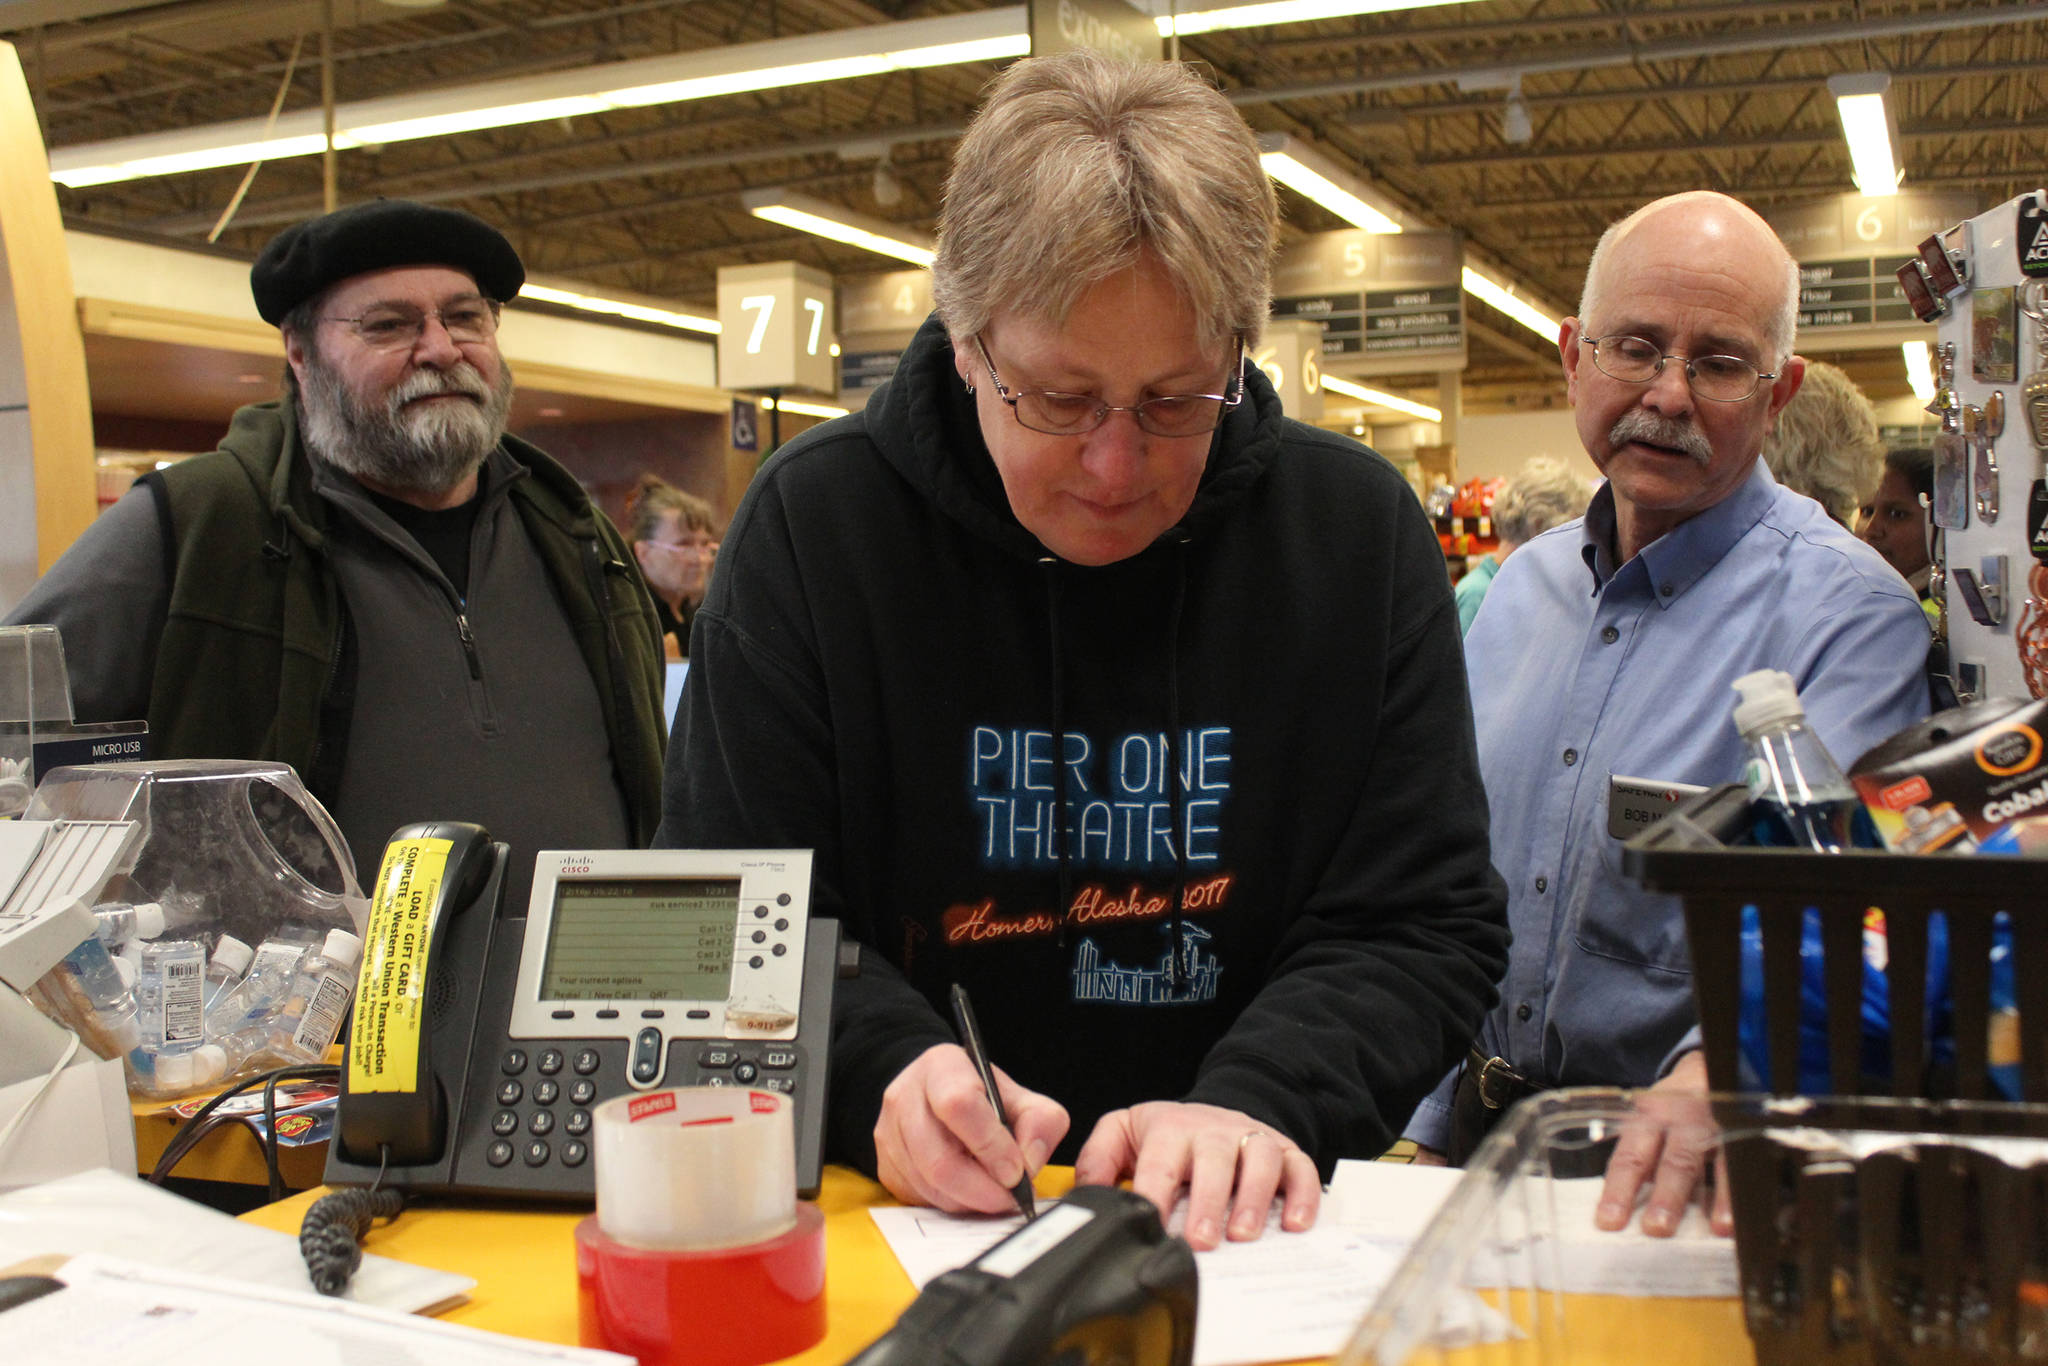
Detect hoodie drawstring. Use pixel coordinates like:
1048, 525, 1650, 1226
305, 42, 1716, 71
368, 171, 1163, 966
1165, 535, 1192, 993
1041, 557, 1076, 955
1041, 541, 1195, 994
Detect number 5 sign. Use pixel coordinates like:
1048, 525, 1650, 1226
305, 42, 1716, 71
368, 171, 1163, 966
716, 262, 837, 394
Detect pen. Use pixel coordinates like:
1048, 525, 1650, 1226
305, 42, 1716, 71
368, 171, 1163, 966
949, 982, 1037, 1220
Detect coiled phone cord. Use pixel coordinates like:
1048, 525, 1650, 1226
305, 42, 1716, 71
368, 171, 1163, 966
300, 1177, 405, 1295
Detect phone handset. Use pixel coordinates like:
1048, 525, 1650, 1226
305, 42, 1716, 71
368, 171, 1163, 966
336, 821, 501, 1168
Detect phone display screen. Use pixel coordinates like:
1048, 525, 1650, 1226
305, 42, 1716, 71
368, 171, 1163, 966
539, 877, 742, 1000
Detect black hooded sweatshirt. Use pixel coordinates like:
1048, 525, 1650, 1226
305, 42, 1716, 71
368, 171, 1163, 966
657, 314, 1508, 1178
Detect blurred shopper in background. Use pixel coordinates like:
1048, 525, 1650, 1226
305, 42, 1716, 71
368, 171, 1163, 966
1760, 358, 1882, 527
1858, 446, 1937, 620
1454, 457, 1595, 635
629, 474, 720, 655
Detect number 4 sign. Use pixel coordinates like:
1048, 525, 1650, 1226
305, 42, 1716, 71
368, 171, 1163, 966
716, 262, 837, 394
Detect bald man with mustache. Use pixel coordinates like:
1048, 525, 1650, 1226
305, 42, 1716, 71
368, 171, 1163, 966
1403, 191, 1929, 1225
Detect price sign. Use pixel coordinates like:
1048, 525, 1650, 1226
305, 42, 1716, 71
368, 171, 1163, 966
717, 262, 836, 394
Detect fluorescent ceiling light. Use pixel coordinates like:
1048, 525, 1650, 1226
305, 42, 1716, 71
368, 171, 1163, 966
1902, 340, 1934, 404
1320, 373, 1442, 422
763, 396, 850, 418
519, 279, 720, 335
49, 9, 1029, 188
1827, 72, 1902, 197
1257, 133, 1406, 234
1163, 0, 1482, 37
743, 187, 936, 266
1460, 264, 1561, 340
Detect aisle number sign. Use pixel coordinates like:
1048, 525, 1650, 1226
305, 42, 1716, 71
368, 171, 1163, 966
347, 837, 452, 1095
1766, 192, 1980, 336
1270, 229, 1465, 378
717, 261, 837, 394
837, 268, 933, 402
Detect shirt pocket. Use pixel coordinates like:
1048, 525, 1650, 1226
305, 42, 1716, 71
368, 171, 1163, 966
1568, 842, 1693, 975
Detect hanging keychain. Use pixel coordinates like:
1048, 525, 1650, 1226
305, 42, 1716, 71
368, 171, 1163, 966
2017, 282, 2048, 696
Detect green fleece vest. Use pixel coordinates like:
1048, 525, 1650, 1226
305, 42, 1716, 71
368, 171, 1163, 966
145, 401, 668, 843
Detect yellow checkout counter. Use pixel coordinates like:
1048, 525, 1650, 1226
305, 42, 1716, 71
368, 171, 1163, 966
227, 1163, 1748, 1366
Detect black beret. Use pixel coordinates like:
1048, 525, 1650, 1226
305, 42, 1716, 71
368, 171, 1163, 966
250, 199, 525, 325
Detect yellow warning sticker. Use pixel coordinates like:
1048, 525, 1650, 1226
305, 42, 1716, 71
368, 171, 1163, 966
347, 837, 453, 1095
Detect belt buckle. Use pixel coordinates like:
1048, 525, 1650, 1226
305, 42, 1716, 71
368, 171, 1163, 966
1475, 1056, 1522, 1111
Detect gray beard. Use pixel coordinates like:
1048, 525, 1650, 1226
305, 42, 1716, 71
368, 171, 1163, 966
297, 354, 515, 497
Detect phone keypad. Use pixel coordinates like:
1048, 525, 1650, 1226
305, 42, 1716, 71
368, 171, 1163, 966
480, 1041, 803, 1175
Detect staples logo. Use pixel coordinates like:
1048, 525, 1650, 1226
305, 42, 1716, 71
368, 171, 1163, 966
628, 1093, 678, 1123
1879, 776, 1932, 810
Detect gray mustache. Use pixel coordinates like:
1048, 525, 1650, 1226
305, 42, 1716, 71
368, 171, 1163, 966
389, 364, 491, 408
1608, 410, 1711, 465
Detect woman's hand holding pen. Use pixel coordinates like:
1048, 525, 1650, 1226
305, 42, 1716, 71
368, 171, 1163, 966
874, 1042, 1069, 1214
1074, 1101, 1320, 1251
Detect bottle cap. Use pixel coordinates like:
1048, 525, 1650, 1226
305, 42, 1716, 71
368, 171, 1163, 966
113, 956, 139, 992
1731, 668, 1805, 737
190, 1044, 229, 1086
132, 902, 167, 940
321, 928, 364, 968
104, 1011, 141, 1054
211, 935, 254, 976
153, 1051, 196, 1090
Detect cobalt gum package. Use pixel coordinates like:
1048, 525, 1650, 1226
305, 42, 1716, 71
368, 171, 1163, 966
1848, 696, 2048, 851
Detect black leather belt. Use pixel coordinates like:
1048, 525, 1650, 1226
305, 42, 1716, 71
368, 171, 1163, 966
1446, 1046, 1549, 1166
1466, 1046, 1542, 1111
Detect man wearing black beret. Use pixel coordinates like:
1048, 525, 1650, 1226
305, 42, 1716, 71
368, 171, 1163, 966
7, 200, 668, 903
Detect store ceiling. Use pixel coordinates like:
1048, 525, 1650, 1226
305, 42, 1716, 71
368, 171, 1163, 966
12, 0, 2046, 411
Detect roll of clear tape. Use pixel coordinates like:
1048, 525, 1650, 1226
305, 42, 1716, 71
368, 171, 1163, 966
591, 1086, 797, 1250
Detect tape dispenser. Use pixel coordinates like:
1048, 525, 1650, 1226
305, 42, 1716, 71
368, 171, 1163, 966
845, 1184, 1196, 1366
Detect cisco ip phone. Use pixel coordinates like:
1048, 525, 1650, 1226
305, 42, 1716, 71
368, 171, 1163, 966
326, 822, 839, 1199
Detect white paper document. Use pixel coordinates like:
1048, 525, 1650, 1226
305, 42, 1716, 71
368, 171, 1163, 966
1470, 1175, 1738, 1298
0, 1253, 628, 1365
869, 1159, 1492, 1366
0, 1168, 473, 1313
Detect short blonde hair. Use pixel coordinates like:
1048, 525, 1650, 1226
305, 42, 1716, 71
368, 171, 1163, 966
932, 51, 1277, 348
1494, 457, 1592, 547
1762, 360, 1881, 525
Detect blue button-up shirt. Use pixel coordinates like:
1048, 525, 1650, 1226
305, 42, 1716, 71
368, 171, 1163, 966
1407, 460, 1931, 1148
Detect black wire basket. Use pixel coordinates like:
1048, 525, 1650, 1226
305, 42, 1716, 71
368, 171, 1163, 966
1624, 783, 2048, 1363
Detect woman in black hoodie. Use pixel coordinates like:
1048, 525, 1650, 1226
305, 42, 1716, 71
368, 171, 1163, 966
657, 48, 1509, 1250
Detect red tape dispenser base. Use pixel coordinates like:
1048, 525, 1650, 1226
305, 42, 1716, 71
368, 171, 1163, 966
575, 1202, 827, 1366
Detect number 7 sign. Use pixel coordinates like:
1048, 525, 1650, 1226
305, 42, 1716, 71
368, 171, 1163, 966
717, 262, 837, 394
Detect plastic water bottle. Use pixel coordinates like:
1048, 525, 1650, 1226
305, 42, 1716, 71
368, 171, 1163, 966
93, 900, 166, 947
136, 939, 207, 1058
204, 931, 316, 1036
265, 929, 363, 1065
53, 933, 144, 1056
1731, 669, 1864, 853
203, 935, 254, 1013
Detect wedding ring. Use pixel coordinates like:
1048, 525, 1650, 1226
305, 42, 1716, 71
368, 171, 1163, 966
1238, 1130, 1261, 1152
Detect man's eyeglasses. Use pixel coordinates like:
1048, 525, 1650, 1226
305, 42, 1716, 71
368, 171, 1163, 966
321, 297, 502, 353
1580, 334, 1775, 403
974, 335, 1245, 438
